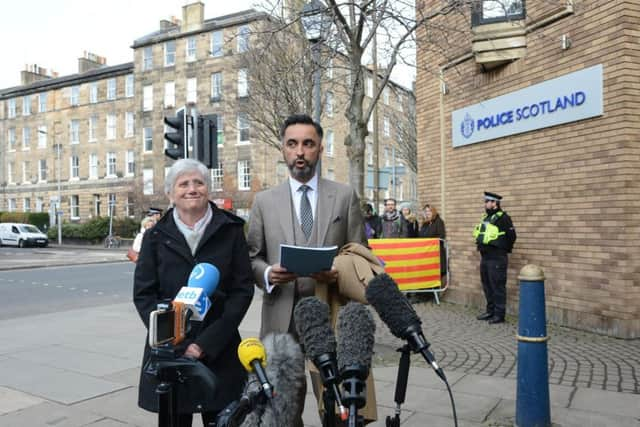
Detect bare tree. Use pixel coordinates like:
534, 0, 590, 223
390, 91, 417, 174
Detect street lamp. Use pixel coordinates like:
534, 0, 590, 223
301, 0, 331, 175
37, 126, 62, 246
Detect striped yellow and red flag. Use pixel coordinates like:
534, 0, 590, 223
368, 238, 441, 291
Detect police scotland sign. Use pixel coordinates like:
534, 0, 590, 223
452, 64, 603, 147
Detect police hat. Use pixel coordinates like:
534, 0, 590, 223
484, 191, 502, 202
147, 207, 163, 216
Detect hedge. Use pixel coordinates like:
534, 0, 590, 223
0, 212, 50, 231
46, 216, 139, 243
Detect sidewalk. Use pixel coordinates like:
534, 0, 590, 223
0, 291, 638, 427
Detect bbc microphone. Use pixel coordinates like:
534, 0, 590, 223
337, 302, 375, 427
238, 338, 274, 400
366, 273, 446, 381
173, 262, 220, 321
293, 297, 348, 421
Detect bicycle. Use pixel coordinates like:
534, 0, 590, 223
103, 235, 121, 248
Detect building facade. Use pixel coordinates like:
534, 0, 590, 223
416, 0, 639, 337
0, 2, 414, 222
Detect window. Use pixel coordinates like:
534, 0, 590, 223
90, 82, 99, 103
366, 77, 373, 98
8, 98, 16, 118
211, 162, 223, 191
367, 116, 373, 132
383, 87, 390, 105
70, 155, 80, 180
38, 125, 47, 148
107, 78, 117, 100
93, 194, 101, 216
384, 147, 391, 167
39, 92, 47, 112
237, 69, 248, 98
326, 59, 333, 79
216, 115, 224, 145
89, 115, 98, 141
143, 85, 153, 111
186, 37, 197, 62
325, 130, 334, 156
38, 159, 47, 182
125, 195, 134, 218
237, 160, 251, 190
70, 120, 80, 144
23, 127, 31, 150
325, 92, 334, 117
367, 141, 373, 165
7, 199, 16, 212
125, 74, 134, 97
126, 151, 135, 176
164, 81, 175, 108
70, 195, 80, 219
397, 93, 403, 112
106, 152, 117, 177
7, 162, 14, 184
210, 31, 223, 57
187, 78, 197, 103
472, 0, 525, 25
36, 197, 44, 213
8, 128, 16, 150
383, 116, 390, 137
143, 46, 153, 71
143, 168, 154, 195
22, 161, 30, 183
70, 86, 80, 106
108, 193, 116, 216
89, 154, 98, 179
237, 25, 250, 53
325, 169, 335, 181
237, 113, 249, 143
143, 127, 153, 152
22, 95, 31, 116
125, 112, 135, 137
106, 114, 116, 140
164, 40, 176, 67
211, 72, 222, 101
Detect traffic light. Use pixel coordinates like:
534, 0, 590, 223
164, 108, 188, 160
195, 115, 218, 169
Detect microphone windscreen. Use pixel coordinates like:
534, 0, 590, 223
293, 297, 336, 358
187, 263, 220, 295
241, 333, 305, 427
237, 338, 266, 372
365, 273, 421, 338
337, 302, 375, 373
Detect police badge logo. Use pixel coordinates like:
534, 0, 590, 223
460, 113, 474, 139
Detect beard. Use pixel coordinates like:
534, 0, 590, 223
287, 157, 317, 182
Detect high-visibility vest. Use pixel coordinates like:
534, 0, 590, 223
473, 212, 505, 245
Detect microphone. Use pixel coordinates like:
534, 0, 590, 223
293, 297, 348, 421
173, 262, 220, 321
337, 302, 375, 427
365, 273, 446, 381
238, 333, 305, 427
238, 338, 274, 400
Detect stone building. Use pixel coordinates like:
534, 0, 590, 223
416, 1, 639, 337
0, 2, 413, 222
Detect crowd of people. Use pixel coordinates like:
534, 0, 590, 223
129, 113, 516, 426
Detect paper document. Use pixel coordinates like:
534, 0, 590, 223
279, 244, 339, 276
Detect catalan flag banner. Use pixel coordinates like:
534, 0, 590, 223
368, 238, 441, 291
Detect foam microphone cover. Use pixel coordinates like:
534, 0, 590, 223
337, 302, 375, 373
293, 297, 336, 358
187, 262, 220, 295
365, 273, 422, 338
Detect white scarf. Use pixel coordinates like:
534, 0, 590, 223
173, 204, 213, 255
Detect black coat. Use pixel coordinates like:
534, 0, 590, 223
133, 202, 255, 414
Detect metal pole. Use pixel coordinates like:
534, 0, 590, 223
56, 143, 62, 246
312, 42, 322, 177
372, 29, 379, 208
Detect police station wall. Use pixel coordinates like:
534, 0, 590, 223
415, 0, 640, 338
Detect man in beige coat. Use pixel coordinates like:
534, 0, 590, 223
247, 114, 376, 425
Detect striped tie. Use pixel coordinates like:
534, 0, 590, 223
299, 185, 313, 239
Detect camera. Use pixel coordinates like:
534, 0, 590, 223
149, 301, 191, 348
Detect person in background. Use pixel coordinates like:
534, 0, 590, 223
400, 203, 418, 237
147, 207, 163, 223
381, 198, 410, 238
419, 204, 447, 278
473, 191, 516, 325
131, 216, 156, 254
362, 203, 383, 239
133, 159, 254, 426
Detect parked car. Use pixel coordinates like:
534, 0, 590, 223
0, 223, 49, 248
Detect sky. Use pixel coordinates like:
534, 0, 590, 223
0, 0, 256, 89
2, 0, 415, 90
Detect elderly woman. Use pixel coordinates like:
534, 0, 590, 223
418, 204, 447, 276
133, 159, 254, 426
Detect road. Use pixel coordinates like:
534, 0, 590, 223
0, 262, 134, 320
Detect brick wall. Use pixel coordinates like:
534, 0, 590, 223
416, 0, 640, 337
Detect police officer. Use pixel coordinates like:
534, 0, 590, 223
473, 192, 516, 324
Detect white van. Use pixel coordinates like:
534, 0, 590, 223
0, 223, 49, 248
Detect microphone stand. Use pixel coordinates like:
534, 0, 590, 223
385, 345, 411, 427
314, 353, 344, 427
340, 365, 368, 427
152, 346, 181, 427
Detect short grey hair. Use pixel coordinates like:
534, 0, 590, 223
164, 159, 210, 196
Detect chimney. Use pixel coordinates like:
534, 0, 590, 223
21, 64, 52, 85
182, 2, 204, 32
160, 17, 180, 30
78, 51, 107, 73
